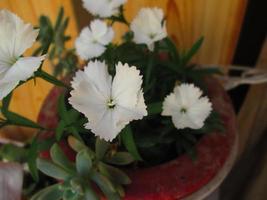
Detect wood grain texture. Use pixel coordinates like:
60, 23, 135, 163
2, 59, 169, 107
113, 0, 247, 65
0, 0, 78, 141
237, 38, 267, 157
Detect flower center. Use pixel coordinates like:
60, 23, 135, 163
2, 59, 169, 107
149, 33, 156, 39
180, 107, 187, 114
6, 56, 18, 66
107, 99, 116, 109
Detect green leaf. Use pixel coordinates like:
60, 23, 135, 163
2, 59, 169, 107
35, 70, 69, 88
76, 150, 92, 177
1, 92, 12, 116
31, 184, 62, 200
99, 162, 131, 185
96, 138, 109, 160
37, 158, 70, 180
163, 37, 179, 61
5, 111, 44, 129
62, 190, 77, 200
50, 144, 75, 173
67, 109, 80, 122
0, 144, 27, 162
27, 137, 39, 181
84, 187, 100, 200
121, 125, 142, 161
181, 141, 197, 161
147, 102, 162, 115
58, 95, 69, 122
54, 7, 64, 31
91, 170, 120, 200
181, 36, 204, 66
193, 67, 223, 76
56, 120, 66, 141
105, 152, 134, 166
68, 136, 86, 152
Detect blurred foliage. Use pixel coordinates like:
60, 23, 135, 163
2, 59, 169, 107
34, 7, 78, 78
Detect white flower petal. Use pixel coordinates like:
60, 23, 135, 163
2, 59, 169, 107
188, 97, 212, 129
162, 83, 212, 130
69, 81, 107, 125
75, 38, 106, 60
162, 92, 181, 116
75, 20, 114, 60
82, 0, 127, 18
69, 60, 147, 142
90, 19, 107, 40
0, 10, 38, 59
112, 62, 142, 108
172, 112, 200, 130
83, 61, 112, 99
0, 10, 44, 100
69, 60, 113, 136
85, 110, 120, 141
0, 81, 19, 100
174, 83, 202, 106
1, 56, 45, 83
130, 7, 167, 50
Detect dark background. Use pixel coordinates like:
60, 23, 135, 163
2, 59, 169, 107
230, 0, 267, 112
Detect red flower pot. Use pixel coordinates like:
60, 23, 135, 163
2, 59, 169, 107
38, 78, 237, 200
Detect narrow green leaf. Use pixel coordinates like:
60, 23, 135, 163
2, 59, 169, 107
164, 37, 179, 61
27, 137, 39, 181
6, 111, 44, 129
96, 138, 109, 160
35, 70, 69, 88
105, 152, 135, 166
121, 125, 142, 161
37, 158, 70, 180
1, 92, 12, 116
58, 95, 69, 122
99, 162, 131, 185
181, 36, 204, 66
147, 102, 162, 115
54, 7, 64, 31
76, 150, 92, 177
193, 67, 223, 76
56, 120, 66, 141
50, 144, 75, 173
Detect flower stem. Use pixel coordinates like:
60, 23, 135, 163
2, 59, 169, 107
144, 43, 159, 91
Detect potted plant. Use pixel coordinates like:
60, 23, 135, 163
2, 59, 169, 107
0, 0, 237, 199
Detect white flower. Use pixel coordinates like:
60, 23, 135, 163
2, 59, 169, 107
69, 60, 147, 141
82, 0, 127, 18
130, 7, 167, 51
0, 10, 45, 100
75, 19, 114, 60
162, 84, 212, 129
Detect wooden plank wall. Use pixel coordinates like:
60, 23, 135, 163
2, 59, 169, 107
0, 0, 78, 141
0, 0, 247, 141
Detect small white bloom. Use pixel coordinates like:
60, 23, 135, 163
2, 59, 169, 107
75, 19, 114, 60
69, 60, 147, 141
0, 10, 45, 100
162, 84, 212, 129
130, 7, 167, 51
82, 0, 127, 18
